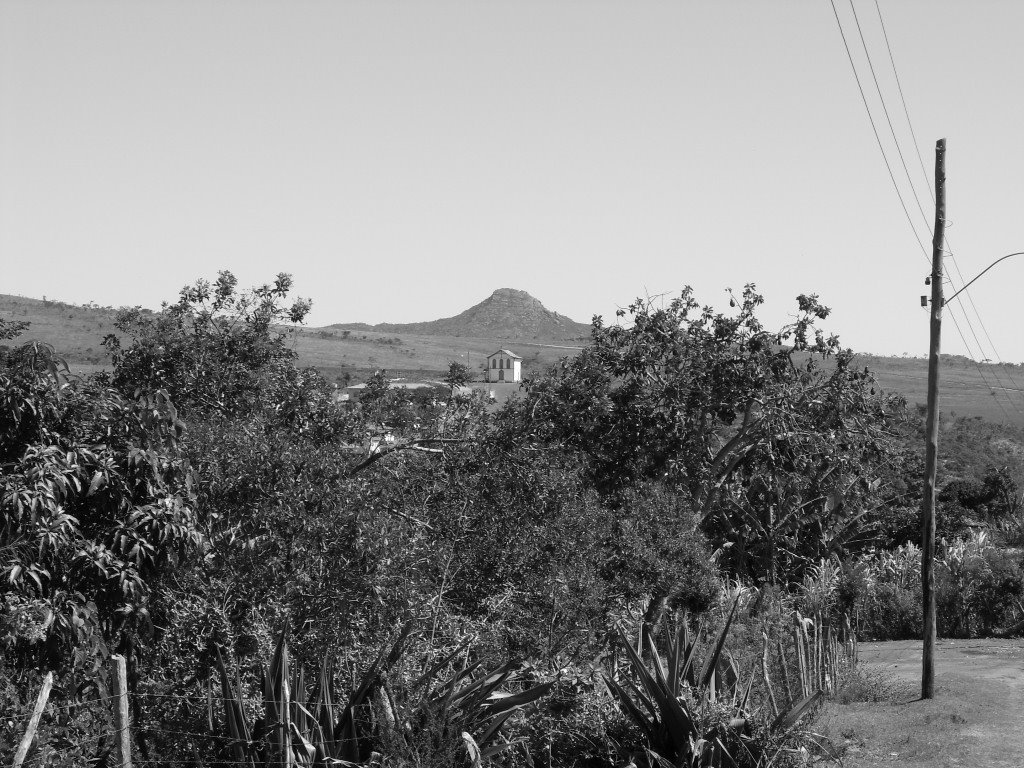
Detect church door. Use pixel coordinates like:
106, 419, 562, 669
499, 369, 504, 381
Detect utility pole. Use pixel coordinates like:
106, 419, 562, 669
921, 138, 946, 700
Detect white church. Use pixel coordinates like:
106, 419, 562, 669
486, 349, 522, 383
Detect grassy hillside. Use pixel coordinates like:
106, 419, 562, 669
289, 325, 580, 384
4, 291, 1024, 426
0, 294, 125, 366
856, 352, 1024, 426
0, 293, 581, 384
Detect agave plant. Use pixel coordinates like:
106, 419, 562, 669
605, 600, 822, 768
211, 624, 553, 766
213, 621, 414, 766
397, 643, 555, 764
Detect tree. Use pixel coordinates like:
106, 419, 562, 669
104, 271, 311, 417
1, 343, 201, 670
444, 361, 470, 390
504, 286, 908, 617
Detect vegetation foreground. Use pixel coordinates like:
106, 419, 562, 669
3, 272, 1024, 767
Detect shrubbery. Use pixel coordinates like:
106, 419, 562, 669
5, 276, 1024, 766
838, 533, 1024, 640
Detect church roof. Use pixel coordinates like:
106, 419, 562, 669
487, 349, 522, 359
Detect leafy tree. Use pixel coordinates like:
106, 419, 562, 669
104, 271, 311, 417
940, 466, 1021, 520
1, 343, 201, 671
504, 286, 908, 615
354, 369, 483, 442
444, 361, 470, 389
0, 317, 30, 368
374, 433, 719, 660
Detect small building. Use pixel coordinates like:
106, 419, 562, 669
486, 349, 522, 383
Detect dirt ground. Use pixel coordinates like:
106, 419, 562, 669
817, 638, 1024, 766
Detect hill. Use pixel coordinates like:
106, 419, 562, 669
0, 293, 125, 369
5, 291, 1024, 426
855, 352, 1024, 427
0, 291, 586, 385
330, 288, 591, 341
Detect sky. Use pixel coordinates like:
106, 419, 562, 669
4, 1, 1024, 362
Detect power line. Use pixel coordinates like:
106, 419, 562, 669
944, 261, 1024, 410
939, 264, 1021, 412
831, 0, 1020, 419
945, 304, 1013, 421
872, 0, 932, 189
847, 0, 933, 230
870, 0, 1024, 409
942, 242, 1024, 406
860, 0, 1019, 415
827, 0, 929, 262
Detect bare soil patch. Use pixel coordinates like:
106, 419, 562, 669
817, 639, 1024, 766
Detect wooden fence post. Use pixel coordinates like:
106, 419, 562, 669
819, 622, 827, 693
799, 615, 813, 695
776, 639, 794, 706
793, 618, 807, 698
813, 614, 822, 693
12, 671, 53, 768
111, 654, 133, 768
761, 632, 779, 716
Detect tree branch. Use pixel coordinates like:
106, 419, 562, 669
348, 438, 472, 475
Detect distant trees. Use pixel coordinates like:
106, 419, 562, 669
0, 317, 29, 342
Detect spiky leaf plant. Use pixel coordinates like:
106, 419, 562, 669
212, 622, 413, 767
605, 600, 822, 767
211, 623, 553, 766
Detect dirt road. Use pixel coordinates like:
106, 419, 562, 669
819, 639, 1024, 766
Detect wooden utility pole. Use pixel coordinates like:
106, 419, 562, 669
921, 138, 946, 700
111, 654, 133, 768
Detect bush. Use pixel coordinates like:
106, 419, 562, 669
832, 666, 906, 705
845, 544, 922, 640
973, 548, 1024, 633
604, 607, 820, 768
847, 533, 1024, 640
861, 582, 922, 640
522, 672, 628, 768
936, 534, 1024, 637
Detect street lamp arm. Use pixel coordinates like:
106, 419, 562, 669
945, 251, 1024, 305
